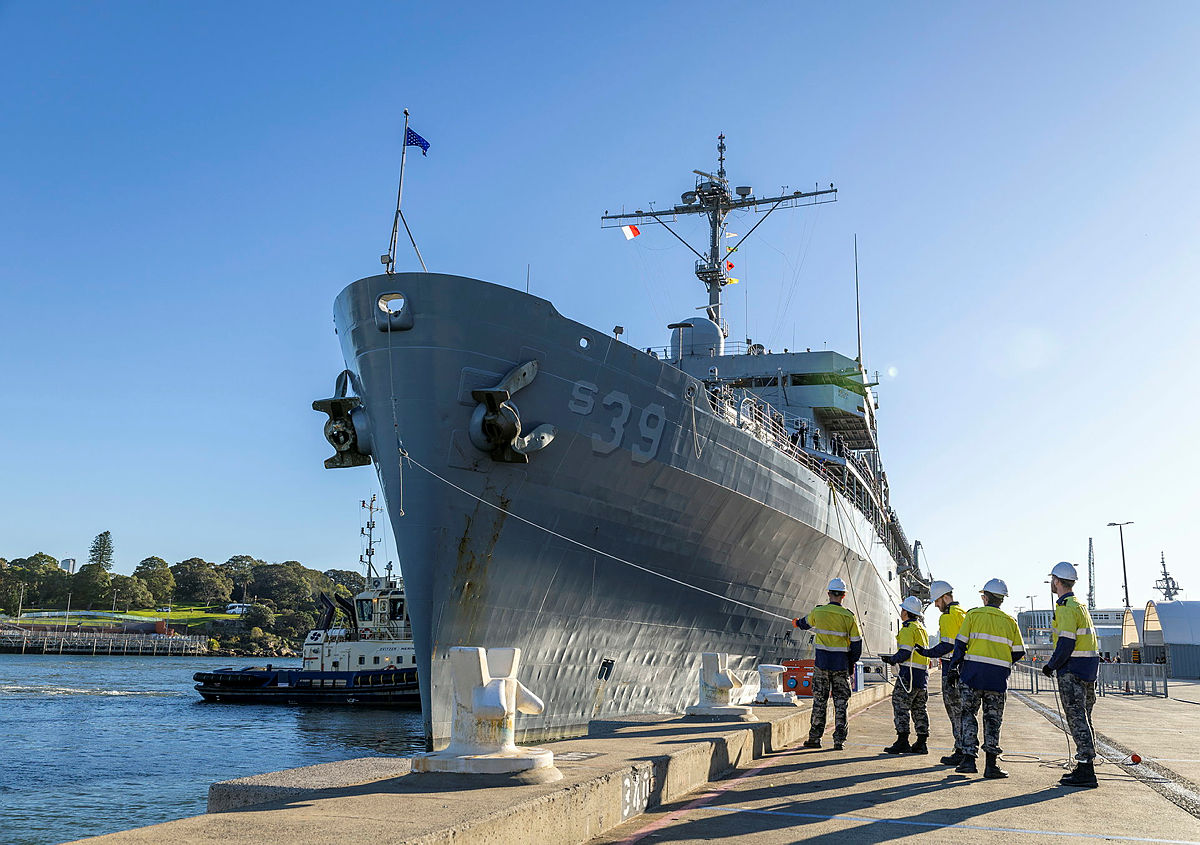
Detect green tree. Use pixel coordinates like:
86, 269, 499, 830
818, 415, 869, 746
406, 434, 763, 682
218, 555, 262, 603
171, 558, 232, 606
73, 563, 112, 609
8, 553, 69, 608
88, 531, 115, 571
110, 574, 154, 612
249, 562, 312, 612
243, 603, 275, 631
322, 569, 366, 595
275, 609, 316, 641
133, 557, 175, 605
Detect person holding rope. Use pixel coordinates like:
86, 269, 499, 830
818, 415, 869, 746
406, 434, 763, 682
915, 579, 969, 765
1043, 561, 1100, 789
879, 595, 931, 754
949, 578, 1026, 779
793, 577, 862, 751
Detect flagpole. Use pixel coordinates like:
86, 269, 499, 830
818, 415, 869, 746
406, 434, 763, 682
386, 109, 411, 274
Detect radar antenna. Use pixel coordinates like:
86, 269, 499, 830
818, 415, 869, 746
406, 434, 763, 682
601, 135, 837, 327
1155, 552, 1181, 601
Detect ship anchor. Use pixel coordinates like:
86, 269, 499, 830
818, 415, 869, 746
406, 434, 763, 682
313, 370, 373, 468
468, 360, 556, 463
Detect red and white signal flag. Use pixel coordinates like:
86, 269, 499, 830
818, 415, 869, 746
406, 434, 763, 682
621, 224, 641, 240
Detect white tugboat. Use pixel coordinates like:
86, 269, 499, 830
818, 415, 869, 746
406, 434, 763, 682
194, 497, 419, 705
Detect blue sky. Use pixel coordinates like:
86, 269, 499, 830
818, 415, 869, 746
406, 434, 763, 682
1, 2, 1196, 612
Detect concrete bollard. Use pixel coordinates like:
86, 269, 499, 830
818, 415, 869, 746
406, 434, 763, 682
755, 663, 800, 705
412, 646, 562, 781
684, 652, 757, 720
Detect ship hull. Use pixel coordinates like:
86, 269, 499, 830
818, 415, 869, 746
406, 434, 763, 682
331, 273, 904, 745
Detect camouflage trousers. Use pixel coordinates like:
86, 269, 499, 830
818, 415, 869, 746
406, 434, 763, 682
959, 684, 1006, 756
808, 668, 851, 743
891, 681, 929, 734
1057, 670, 1097, 761
941, 668, 964, 751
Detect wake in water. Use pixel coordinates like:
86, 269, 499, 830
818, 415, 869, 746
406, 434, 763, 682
0, 683, 178, 697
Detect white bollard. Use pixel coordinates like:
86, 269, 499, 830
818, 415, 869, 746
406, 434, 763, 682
755, 664, 800, 705
684, 652, 757, 720
412, 646, 562, 780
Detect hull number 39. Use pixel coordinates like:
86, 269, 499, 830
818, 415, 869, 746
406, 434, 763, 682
569, 382, 666, 464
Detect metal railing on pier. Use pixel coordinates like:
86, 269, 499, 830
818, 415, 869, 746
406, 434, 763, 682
1010, 661, 1168, 698
0, 630, 208, 656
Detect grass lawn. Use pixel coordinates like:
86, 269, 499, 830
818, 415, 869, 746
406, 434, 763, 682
14, 605, 240, 625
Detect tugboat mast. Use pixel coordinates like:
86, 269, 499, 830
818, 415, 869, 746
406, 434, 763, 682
601, 135, 838, 328
360, 494, 382, 579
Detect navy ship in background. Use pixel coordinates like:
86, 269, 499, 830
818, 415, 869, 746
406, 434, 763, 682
314, 136, 930, 745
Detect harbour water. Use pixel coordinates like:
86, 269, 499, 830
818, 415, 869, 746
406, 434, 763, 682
0, 654, 425, 845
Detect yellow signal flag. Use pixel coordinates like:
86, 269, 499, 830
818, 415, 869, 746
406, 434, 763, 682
726, 277, 740, 284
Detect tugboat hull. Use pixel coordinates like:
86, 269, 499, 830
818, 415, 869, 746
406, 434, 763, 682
193, 666, 419, 706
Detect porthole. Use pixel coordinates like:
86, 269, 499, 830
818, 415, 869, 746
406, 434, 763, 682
579, 336, 591, 350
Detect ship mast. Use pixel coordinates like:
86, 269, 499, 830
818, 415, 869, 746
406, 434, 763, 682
601, 135, 837, 328
1155, 552, 1181, 601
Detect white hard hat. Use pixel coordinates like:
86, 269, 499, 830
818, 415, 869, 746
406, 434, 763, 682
1049, 561, 1078, 581
900, 596, 924, 615
929, 580, 953, 602
827, 577, 848, 592
982, 578, 1009, 597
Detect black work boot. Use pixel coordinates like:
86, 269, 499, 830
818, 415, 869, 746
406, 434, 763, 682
883, 732, 911, 754
941, 748, 965, 766
802, 737, 822, 749
954, 754, 978, 773
833, 739, 845, 750
1060, 760, 1098, 788
983, 752, 1009, 779
909, 734, 929, 755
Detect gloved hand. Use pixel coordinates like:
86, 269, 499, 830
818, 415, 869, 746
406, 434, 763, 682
792, 618, 801, 628
879, 654, 895, 665
1041, 664, 1055, 677
945, 666, 960, 684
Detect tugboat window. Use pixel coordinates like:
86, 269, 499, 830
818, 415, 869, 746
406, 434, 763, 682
356, 599, 373, 622
373, 656, 380, 665
358, 655, 365, 665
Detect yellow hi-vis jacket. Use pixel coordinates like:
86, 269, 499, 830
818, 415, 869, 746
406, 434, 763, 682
889, 619, 930, 688
952, 606, 1026, 692
1047, 593, 1100, 681
796, 602, 862, 671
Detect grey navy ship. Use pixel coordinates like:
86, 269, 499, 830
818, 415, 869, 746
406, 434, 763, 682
314, 135, 930, 745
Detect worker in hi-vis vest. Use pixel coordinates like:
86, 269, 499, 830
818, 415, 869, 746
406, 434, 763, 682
948, 578, 1026, 779
916, 579, 969, 766
879, 595, 931, 754
793, 577, 862, 751
1043, 561, 1101, 789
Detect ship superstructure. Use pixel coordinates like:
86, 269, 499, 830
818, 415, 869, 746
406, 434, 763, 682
315, 136, 928, 745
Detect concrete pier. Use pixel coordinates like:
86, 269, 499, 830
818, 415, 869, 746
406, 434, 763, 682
69, 678, 1200, 845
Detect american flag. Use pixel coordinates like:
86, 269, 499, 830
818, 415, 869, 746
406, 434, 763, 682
405, 127, 430, 156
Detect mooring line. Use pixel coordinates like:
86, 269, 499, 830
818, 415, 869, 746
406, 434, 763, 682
399, 449, 795, 622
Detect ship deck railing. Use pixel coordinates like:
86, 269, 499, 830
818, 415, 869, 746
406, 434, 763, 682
704, 386, 916, 575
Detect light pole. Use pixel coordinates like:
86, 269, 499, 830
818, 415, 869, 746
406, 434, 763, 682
1107, 521, 1134, 609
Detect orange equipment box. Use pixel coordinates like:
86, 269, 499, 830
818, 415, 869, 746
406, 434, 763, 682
782, 659, 815, 697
